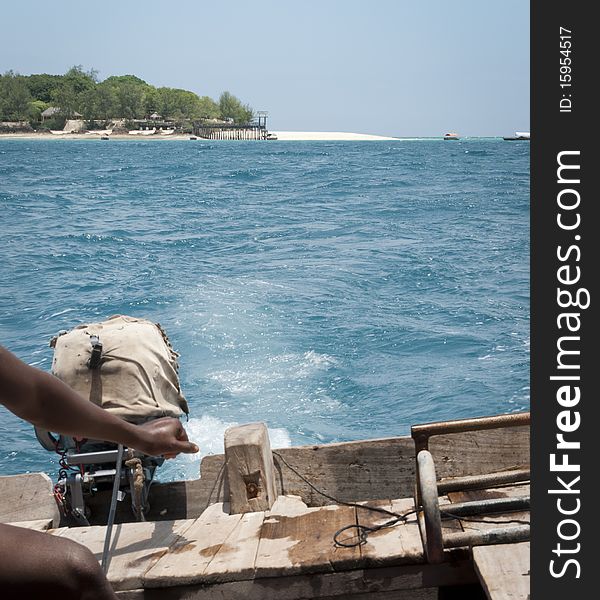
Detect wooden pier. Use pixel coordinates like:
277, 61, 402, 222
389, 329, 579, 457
0, 415, 530, 599
193, 111, 269, 140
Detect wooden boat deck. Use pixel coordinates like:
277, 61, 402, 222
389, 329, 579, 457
44, 488, 528, 599
1, 419, 530, 599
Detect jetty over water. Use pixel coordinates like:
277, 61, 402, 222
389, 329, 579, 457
0, 413, 530, 599
193, 111, 269, 140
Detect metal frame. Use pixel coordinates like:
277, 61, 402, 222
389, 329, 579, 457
411, 411, 530, 454
411, 412, 531, 563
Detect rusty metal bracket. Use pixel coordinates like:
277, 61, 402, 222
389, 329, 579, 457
411, 411, 530, 454
437, 469, 530, 494
416, 450, 444, 563
412, 412, 530, 563
415, 448, 530, 562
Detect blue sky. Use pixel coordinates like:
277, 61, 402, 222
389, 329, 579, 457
1, 0, 529, 136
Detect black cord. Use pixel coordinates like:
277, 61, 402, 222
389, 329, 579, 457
333, 510, 419, 547
273, 451, 401, 517
272, 450, 530, 548
272, 450, 418, 547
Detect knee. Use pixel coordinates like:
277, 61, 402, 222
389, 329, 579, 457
63, 541, 114, 599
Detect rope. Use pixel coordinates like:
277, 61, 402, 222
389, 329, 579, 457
125, 456, 146, 522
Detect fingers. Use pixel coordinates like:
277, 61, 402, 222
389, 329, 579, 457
162, 441, 198, 459
176, 440, 199, 454
137, 417, 199, 457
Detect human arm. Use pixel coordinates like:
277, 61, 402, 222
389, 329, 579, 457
0, 345, 198, 457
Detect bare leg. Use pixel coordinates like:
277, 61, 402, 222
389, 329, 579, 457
0, 523, 117, 600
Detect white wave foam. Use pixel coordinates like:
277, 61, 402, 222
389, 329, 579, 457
207, 351, 337, 396
156, 414, 291, 482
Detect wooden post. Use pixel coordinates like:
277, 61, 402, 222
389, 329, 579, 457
224, 422, 277, 514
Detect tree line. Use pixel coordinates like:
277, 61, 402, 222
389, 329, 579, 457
0, 66, 254, 127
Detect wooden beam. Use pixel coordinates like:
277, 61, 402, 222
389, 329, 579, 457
138, 562, 477, 599
84, 428, 528, 525
116, 587, 440, 599
225, 423, 277, 514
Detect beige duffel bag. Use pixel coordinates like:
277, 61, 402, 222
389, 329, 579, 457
49, 315, 189, 424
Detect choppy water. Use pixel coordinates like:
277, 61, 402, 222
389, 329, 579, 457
0, 138, 529, 481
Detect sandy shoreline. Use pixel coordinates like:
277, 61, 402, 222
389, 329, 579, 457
272, 131, 397, 141
0, 131, 398, 142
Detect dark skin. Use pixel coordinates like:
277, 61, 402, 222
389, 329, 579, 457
0, 345, 199, 599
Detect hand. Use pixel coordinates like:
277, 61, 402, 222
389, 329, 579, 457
133, 417, 199, 458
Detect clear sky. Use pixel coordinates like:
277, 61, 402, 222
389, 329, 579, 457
1, 0, 529, 137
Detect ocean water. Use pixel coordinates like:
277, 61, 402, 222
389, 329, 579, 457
0, 138, 529, 481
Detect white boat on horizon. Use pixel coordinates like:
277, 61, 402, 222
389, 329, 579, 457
503, 131, 530, 141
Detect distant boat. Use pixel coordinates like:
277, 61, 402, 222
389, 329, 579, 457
443, 132, 460, 140
503, 131, 530, 141
189, 136, 198, 140
265, 132, 278, 140
100, 135, 110, 140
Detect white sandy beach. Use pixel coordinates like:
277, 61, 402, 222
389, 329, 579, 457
272, 131, 397, 141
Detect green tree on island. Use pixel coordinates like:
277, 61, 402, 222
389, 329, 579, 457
0, 71, 32, 121
0, 67, 254, 127
219, 91, 253, 124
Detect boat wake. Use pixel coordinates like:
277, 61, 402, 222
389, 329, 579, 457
157, 414, 291, 482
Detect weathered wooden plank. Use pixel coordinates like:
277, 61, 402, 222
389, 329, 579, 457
115, 592, 144, 600
473, 542, 530, 600
448, 485, 530, 600
138, 562, 477, 599
201, 427, 529, 509
116, 586, 438, 600
0, 473, 60, 527
202, 510, 265, 582
9, 518, 54, 531
84, 427, 529, 525
143, 502, 244, 588
357, 496, 465, 568
255, 497, 360, 578
225, 423, 277, 514
430, 426, 530, 480
50, 519, 194, 591
356, 498, 423, 567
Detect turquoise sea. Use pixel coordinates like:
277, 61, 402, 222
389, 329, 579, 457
0, 138, 529, 481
